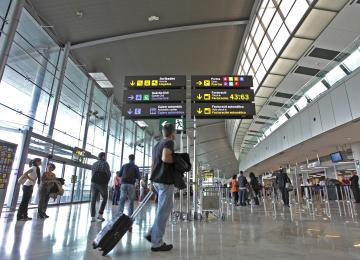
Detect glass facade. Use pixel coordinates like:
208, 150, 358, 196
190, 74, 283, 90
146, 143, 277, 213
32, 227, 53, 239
256, 39, 360, 144
0, 6, 154, 207
237, 0, 312, 91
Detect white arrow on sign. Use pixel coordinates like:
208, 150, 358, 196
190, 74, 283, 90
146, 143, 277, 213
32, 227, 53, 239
161, 121, 168, 127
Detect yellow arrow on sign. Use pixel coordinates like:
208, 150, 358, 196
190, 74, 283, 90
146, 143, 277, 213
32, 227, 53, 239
197, 94, 202, 100
196, 81, 202, 86
197, 108, 203, 114
130, 80, 135, 86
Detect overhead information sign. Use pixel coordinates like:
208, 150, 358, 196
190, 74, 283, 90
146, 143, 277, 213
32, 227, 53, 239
123, 103, 186, 119
191, 75, 253, 88
192, 89, 254, 103
192, 103, 255, 119
125, 75, 186, 88
124, 89, 186, 103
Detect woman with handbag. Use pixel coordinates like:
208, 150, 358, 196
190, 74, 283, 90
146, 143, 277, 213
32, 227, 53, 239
17, 158, 42, 221
38, 163, 57, 219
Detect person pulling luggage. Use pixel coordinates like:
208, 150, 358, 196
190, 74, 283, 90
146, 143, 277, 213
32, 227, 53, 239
145, 123, 176, 252
118, 154, 140, 221
91, 152, 111, 222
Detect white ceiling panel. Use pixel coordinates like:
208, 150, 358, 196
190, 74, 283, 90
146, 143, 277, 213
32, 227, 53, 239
276, 73, 312, 94
270, 58, 297, 76
296, 9, 336, 39
281, 37, 313, 60
257, 86, 275, 97
262, 74, 284, 87
315, 0, 348, 12
254, 96, 267, 106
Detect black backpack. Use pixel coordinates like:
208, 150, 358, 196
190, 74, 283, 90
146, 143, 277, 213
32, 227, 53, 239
121, 164, 138, 183
91, 171, 109, 185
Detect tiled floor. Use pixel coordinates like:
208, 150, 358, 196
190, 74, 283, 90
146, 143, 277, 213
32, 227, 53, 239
0, 201, 359, 260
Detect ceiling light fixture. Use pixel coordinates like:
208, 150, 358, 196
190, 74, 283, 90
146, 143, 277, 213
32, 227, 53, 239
135, 121, 149, 128
89, 72, 114, 89
105, 57, 111, 61
148, 15, 160, 22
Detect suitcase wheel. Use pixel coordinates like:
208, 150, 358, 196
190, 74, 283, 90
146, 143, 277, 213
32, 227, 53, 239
92, 241, 98, 249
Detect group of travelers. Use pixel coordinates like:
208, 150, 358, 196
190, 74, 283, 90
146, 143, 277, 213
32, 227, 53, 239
231, 167, 293, 208
17, 158, 64, 221
231, 171, 262, 206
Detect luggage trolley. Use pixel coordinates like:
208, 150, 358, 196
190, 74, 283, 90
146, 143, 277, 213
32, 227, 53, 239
198, 169, 225, 221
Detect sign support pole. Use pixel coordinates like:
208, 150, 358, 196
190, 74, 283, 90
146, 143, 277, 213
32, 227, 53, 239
179, 129, 184, 218
193, 116, 198, 218
186, 133, 191, 220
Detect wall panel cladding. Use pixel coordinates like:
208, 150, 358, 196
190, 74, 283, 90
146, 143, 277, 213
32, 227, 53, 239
308, 103, 323, 137
318, 95, 336, 131
345, 73, 360, 119
239, 68, 360, 171
330, 84, 353, 125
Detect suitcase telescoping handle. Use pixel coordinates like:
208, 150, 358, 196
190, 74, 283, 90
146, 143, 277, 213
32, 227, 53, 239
131, 191, 154, 219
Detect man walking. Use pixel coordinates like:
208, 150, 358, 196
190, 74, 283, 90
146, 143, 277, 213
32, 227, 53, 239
91, 152, 111, 222
145, 123, 176, 252
276, 167, 291, 207
238, 171, 248, 206
118, 154, 140, 216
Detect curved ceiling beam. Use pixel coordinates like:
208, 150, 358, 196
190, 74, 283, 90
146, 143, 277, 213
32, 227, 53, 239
71, 19, 249, 50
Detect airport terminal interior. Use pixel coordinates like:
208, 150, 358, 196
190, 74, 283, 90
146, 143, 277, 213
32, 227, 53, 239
1, 0, 360, 259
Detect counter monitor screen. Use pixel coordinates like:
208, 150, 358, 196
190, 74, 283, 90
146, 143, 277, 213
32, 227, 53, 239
330, 152, 343, 163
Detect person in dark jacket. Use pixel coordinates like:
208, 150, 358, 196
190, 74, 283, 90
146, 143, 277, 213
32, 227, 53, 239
145, 123, 176, 252
238, 171, 248, 206
90, 152, 111, 222
118, 154, 140, 216
249, 172, 260, 205
349, 171, 360, 203
276, 168, 291, 207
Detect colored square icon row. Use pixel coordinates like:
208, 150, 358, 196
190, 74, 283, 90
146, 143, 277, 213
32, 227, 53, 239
223, 76, 245, 82
223, 81, 240, 87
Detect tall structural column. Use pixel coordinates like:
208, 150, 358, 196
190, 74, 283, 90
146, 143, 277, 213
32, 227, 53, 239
47, 42, 71, 138
351, 143, 360, 176
0, 0, 26, 82
27, 51, 49, 127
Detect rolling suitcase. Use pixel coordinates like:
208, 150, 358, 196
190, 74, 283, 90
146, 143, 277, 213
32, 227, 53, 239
93, 191, 153, 256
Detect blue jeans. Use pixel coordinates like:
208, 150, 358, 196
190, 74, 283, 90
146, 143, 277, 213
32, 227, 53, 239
112, 186, 120, 205
239, 188, 247, 205
119, 184, 136, 216
150, 183, 174, 247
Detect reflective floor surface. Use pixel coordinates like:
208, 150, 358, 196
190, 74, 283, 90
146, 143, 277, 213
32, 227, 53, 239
0, 201, 360, 260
